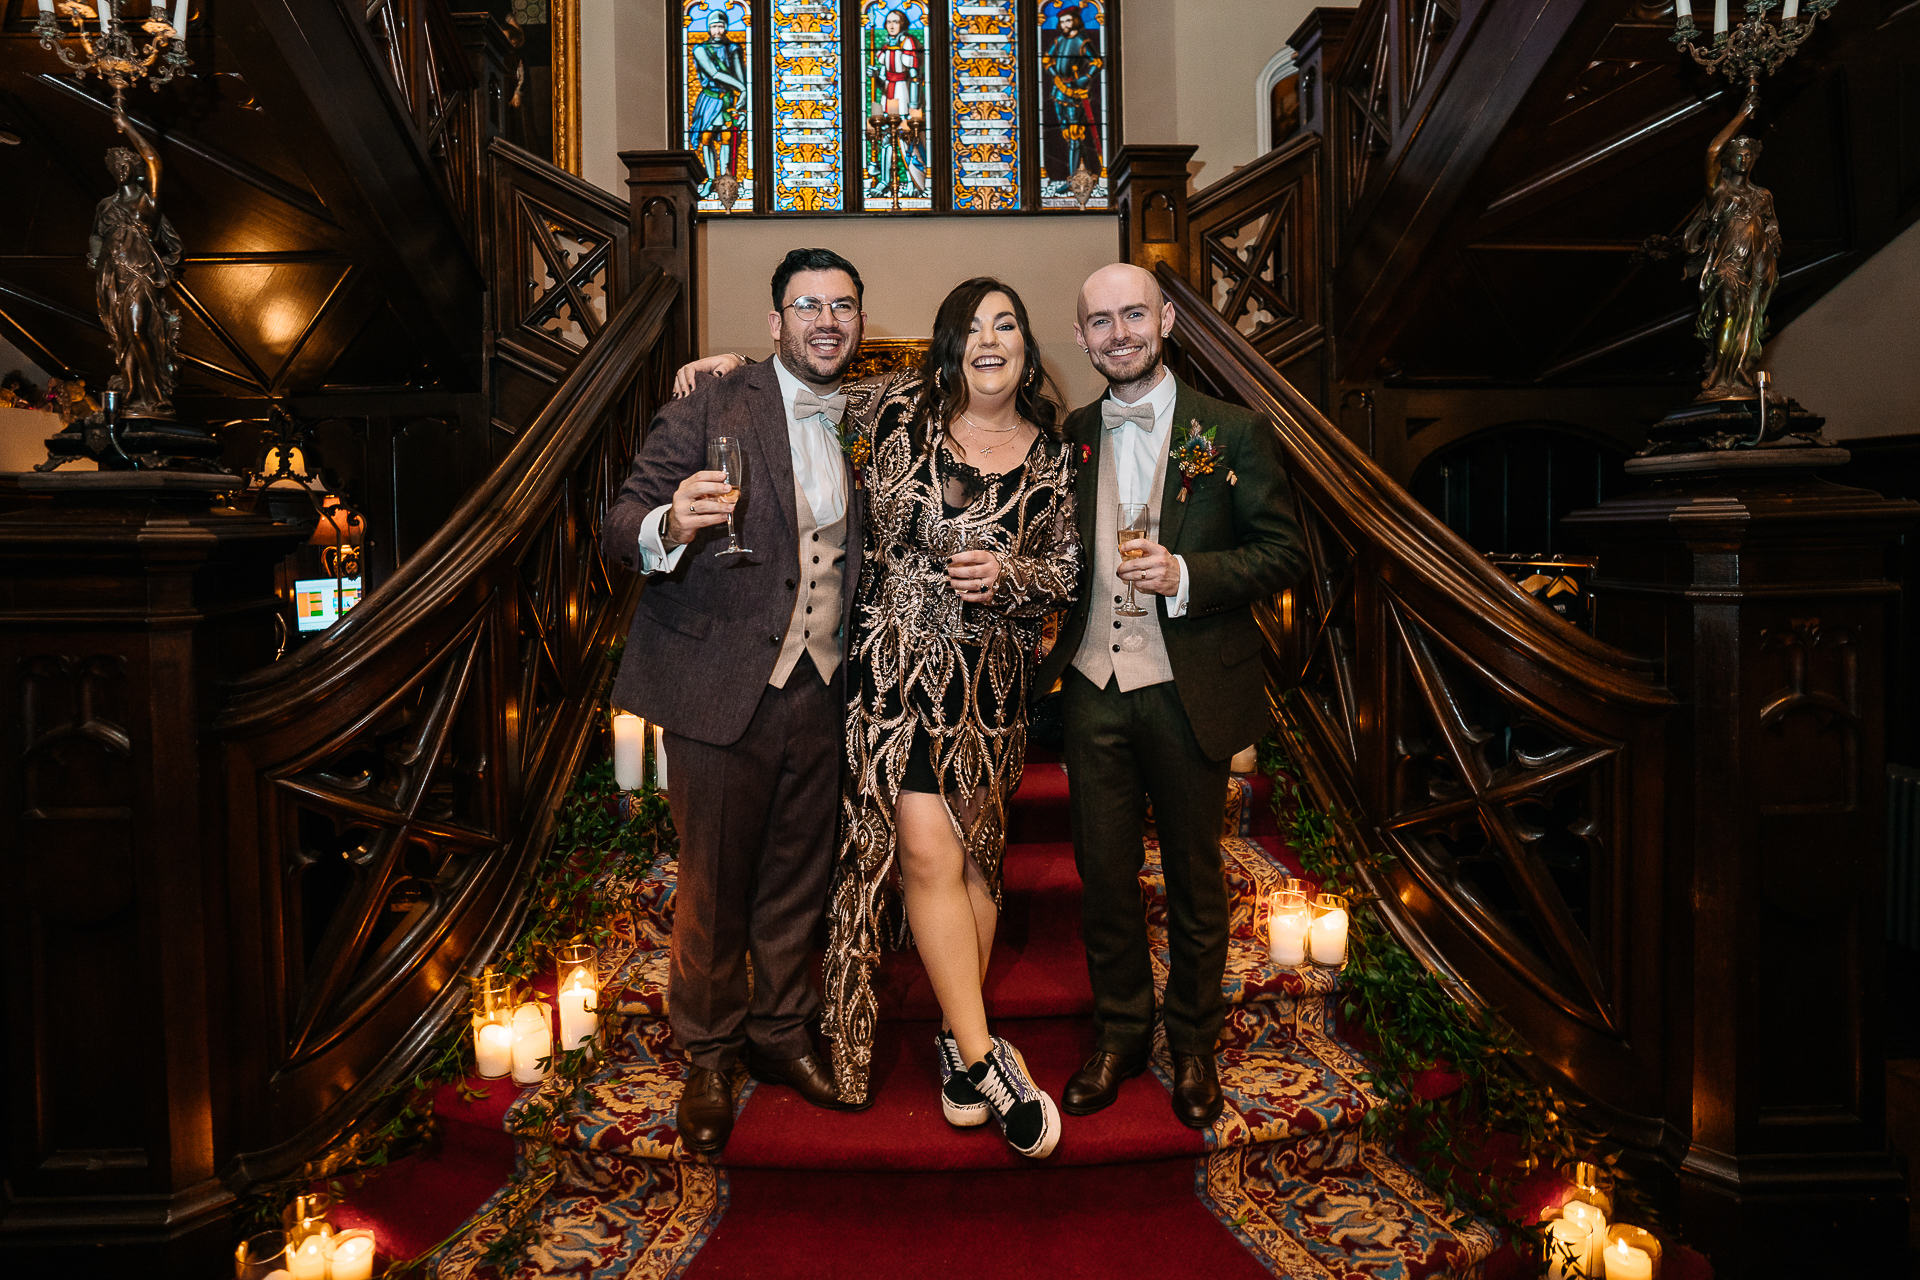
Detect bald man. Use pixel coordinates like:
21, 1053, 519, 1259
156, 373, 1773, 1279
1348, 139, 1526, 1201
1035, 263, 1307, 1128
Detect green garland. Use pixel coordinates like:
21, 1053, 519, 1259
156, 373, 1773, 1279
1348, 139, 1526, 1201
238, 751, 676, 1271
1258, 726, 1658, 1241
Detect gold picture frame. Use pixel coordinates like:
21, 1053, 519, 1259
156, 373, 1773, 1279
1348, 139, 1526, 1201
551, 0, 582, 175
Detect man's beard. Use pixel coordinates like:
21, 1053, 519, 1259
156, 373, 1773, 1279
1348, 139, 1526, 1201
1088, 331, 1161, 389
778, 321, 859, 386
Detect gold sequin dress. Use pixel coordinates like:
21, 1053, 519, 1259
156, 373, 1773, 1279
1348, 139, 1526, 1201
823, 372, 1082, 1104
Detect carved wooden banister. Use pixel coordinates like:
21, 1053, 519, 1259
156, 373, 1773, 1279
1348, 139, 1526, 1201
212, 270, 679, 1178
1159, 263, 1682, 1146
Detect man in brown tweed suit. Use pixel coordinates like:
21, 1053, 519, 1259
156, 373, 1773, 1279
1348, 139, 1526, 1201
602, 249, 869, 1153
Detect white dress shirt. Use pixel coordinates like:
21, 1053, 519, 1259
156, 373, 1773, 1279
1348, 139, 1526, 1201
1107, 367, 1191, 618
639, 356, 849, 572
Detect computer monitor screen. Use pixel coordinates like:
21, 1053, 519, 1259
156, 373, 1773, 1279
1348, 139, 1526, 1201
293, 577, 363, 633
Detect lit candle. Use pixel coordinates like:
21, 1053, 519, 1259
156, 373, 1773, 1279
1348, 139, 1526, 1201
652, 724, 668, 790
173, 0, 190, 36
1269, 894, 1309, 966
1309, 904, 1349, 965
1712, 0, 1728, 34
1545, 1217, 1593, 1280
557, 966, 599, 1053
510, 1001, 551, 1084
328, 1231, 376, 1280
288, 1235, 328, 1280
1604, 1235, 1653, 1280
612, 712, 645, 790
1563, 1200, 1608, 1276
474, 1017, 513, 1078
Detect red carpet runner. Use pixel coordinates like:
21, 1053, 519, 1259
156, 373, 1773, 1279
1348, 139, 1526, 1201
338, 763, 1509, 1278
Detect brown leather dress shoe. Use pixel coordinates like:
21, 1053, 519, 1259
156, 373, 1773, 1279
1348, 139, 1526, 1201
1170, 1051, 1224, 1128
746, 1045, 864, 1111
1061, 1048, 1149, 1116
677, 1066, 734, 1154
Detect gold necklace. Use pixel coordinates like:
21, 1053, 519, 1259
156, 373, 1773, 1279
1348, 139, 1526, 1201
958, 412, 1021, 455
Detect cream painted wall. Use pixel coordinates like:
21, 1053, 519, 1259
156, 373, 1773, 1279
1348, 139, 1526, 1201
699, 217, 1120, 407
581, 0, 622, 194
1764, 218, 1920, 440
1172, 0, 1314, 190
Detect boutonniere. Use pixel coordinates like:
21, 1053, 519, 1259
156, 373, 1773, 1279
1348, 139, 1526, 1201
1080, 443, 1092, 464
1169, 418, 1219, 502
837, 420, 871, 489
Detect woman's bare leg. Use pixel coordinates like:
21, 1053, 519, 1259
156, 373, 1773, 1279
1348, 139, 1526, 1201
898, 791, 996, 1065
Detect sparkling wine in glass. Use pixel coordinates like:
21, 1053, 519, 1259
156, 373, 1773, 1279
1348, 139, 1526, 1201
709, 436, 753, 558
1115, 502, 1149, 617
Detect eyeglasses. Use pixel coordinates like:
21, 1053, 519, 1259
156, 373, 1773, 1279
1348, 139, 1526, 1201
781, 297, 860, 323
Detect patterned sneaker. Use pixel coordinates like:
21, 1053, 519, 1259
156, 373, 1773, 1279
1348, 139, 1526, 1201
966, 1036, 1061, 1159
935, 1029, 989, 1127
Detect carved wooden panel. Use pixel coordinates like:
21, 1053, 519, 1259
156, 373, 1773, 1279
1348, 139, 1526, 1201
1185, 138, 1326, 371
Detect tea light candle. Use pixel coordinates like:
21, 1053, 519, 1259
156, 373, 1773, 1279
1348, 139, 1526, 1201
328, 1230, 376, 1280
558, 966, 598, 1053
613, 713, 645, 790
474, 1017, 513, 1078
1544, 1217, 1592, 1280
511, 1001, 551, 1084
1309, 903, 1349, 965
288, 1234, 328, 1280
1604, 1235, 1653, 1280
1268, 893, 1309, 966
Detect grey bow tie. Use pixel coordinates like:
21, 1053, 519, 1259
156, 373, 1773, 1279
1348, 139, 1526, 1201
793, 386, 848, 426
1101, 399, 1155, 432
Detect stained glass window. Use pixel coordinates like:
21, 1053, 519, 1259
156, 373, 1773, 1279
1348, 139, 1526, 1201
673, 0, 1117, 214
1036, 0, 1110, 209
683, 1, 755, 212
859, 2, 932, 211
949, 1, 1020, 211
771, 2, 845, 210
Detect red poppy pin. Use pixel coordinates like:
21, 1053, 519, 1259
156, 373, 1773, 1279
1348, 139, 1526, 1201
1080, 443, 1092, 464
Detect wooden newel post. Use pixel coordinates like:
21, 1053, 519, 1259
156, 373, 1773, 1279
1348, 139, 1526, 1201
1566, 455, 1917, 1276
0, 476, 307, 1274
621, 150, 706, 369
1112, 144, 1196, 280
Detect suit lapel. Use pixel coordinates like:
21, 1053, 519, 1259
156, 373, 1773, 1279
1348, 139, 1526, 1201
744, 361, 799, 538
1157, 375, 1196, 553
1074, 402, 1102, 564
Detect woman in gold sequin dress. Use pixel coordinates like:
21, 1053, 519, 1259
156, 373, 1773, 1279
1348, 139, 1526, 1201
684, 278, 1081, 1157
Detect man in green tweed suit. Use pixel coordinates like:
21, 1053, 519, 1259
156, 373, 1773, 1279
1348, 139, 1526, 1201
1037, 263, 1307, 1128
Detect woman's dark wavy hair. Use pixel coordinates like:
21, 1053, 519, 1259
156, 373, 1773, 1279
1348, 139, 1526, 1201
909, 276, 1063, 451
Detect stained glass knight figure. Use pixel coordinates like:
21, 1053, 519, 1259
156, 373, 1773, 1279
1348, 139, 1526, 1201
1044, 5, 1101, 182
690, 9, 749, 201
868, 8, 925, 197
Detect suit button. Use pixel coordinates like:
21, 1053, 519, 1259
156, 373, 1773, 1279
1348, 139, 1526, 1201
804, 630, 810, 638
1111, 644, 1119, 652
812, 532, 820, 541
786, 578, 797, 590
769, 634, 780, 645
806, 606, 813, 614
1114, 595, 1122, 603
812, 555, 820, 564
1113, 621, 1121, 629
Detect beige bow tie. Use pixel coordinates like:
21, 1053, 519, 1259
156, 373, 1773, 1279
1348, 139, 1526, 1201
1101, 399, 1156, 432
793, 386, 848, 426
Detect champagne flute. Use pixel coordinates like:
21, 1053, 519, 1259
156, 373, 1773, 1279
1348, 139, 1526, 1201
1116, 502, 1149, 617
709, 437, 753, 557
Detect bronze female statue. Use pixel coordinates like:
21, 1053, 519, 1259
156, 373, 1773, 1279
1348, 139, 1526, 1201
1683, 92, 1781, 402
88, 113, 182, 420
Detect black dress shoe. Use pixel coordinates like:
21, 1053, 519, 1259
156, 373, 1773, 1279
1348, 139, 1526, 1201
677, 1066, 734, 1154
746, 1045, 863, 1111
1170, 1051, 1224, 1129
1061, 1048, 1149, 1116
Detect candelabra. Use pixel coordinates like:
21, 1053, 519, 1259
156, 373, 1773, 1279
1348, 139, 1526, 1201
36, 1, 193, 111
864, 108, 924, 211
1672, 0, 1836, 90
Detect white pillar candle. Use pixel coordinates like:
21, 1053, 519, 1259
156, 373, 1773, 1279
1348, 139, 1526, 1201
288, 1235, 328, 1280
328, 1231, 376, 1280
1603, 1236, 1653, 1280
1713, 0, 1728, 33
99, 0, 116, 33
1309, 905, 1349, 965
474, 1017, 513, 1078
1782, 0, 1799, 17
1563, 1200, 1609, 1276
1269, 897, 1310, 966
38, 0, 55, 18
557, 967, 598, 1053
510, 1001, 551, 1084
612, 712, 645, 790
1544, 1217, 1593, 1280
173, 0, 190, 36
652, 723, 668, 790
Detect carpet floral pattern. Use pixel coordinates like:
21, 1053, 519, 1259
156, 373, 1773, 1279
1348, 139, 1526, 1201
419, 828, 1496, 1279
